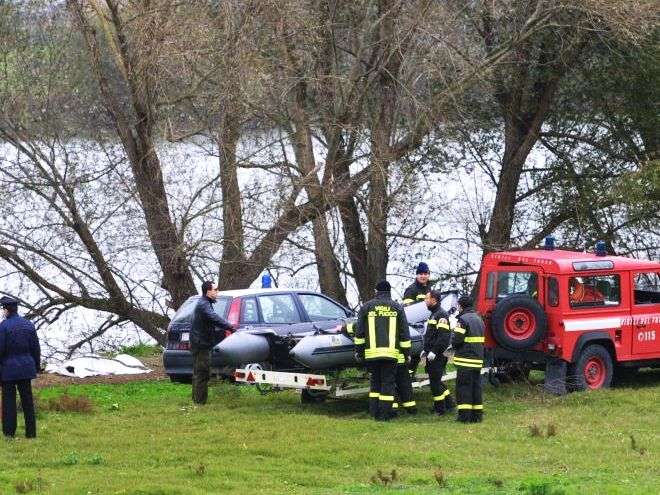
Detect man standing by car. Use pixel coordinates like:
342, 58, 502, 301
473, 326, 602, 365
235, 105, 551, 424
453, 295, 485, 423
421, 290, 455, 415
403, 262, 432, 378
354, 280, 411, 421
402, 262, 432, 306
0, 296, 40, 438
190, 281, 235, 404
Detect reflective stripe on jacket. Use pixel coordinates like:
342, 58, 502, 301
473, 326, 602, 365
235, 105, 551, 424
423, 306, 451, 356
354, 292, 410, 361
453, 308, 485, 368
402, 282, 430, 306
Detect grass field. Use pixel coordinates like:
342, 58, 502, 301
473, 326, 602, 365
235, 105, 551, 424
0, 371, 658, 495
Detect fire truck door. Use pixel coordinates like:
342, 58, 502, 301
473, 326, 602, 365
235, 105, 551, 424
631, 271, 660, 356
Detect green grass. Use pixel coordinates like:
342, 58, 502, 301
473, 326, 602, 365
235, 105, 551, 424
1, 372, 658, 495
116, 343, 163, 357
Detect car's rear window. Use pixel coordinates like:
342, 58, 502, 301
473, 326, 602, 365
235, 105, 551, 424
212, 297, 231, 317
171, 296, 231, 323
170, 297, 198, 324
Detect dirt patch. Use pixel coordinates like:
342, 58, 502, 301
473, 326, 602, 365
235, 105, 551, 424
34, 356, 168, 389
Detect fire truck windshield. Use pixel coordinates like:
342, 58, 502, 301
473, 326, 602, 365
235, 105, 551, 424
495, 272, 538, 299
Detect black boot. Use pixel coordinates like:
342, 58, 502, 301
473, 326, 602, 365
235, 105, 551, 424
471, 410, 483, 423
457, 409, 472, 423
433, 401, 447, 416
376, 410, 398, 421
369, 397, 379, 418
444, 396, 456, 412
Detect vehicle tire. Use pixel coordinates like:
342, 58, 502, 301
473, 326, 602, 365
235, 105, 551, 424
169, 374, 192, 384
491, 295, 547, 351
243, 363, 273, 394
301, 389, 328, 403
567, 344, 613, 391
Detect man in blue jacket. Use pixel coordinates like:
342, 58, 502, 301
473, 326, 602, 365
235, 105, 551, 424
190, 281, 235, 404
0, 296, 41, 438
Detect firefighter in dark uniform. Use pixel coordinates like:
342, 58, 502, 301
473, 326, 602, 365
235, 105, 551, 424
0, 296, 41, 438
402, 262, 431, 306
421, 290, 455, 415
452, 295, 485, 423
190, 281, 235, 404
393, 346, 417, 414
354, 280, 411, 421
402, 262, 432, 379
346, 318, 416, 414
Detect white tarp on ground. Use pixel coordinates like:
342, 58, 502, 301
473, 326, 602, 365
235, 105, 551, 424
45, 354, 152, 378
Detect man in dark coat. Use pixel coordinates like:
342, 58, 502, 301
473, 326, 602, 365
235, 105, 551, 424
402, 262, 432, 306
0, 296, 41, 438
190, 281, 235, 404
402, 262, 432, 378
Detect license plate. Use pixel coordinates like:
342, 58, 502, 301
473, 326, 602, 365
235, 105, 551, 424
180, 332, 190, 342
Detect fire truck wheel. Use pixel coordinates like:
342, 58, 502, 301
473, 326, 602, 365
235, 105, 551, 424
491, 295, 547, 351
568, 344, 613, 391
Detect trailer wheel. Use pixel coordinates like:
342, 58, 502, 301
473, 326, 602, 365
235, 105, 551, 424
301, 389, 328, 403
244, 363, 273, 394
491, 295, 547, 351
568, 344, 613, 391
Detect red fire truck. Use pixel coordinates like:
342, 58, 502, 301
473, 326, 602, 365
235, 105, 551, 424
477, 239, 660, 393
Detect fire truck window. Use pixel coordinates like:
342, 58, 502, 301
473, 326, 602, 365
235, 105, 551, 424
486, 272, 496, 299
496, 272, 537, 299
547, 277, 559, 307
569, 275, 620, 308
634, 272, 660, 305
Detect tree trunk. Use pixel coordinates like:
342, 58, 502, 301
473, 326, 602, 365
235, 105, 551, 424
482, 77, 560, 253
217, 113, 247, 290
68, 0, 196, 309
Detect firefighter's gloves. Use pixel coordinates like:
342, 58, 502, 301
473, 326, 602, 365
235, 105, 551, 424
427, 351, 436, 362
354, 350, 365, 363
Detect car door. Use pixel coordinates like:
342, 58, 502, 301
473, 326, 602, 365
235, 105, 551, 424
255, 292, 310, 336
296, 292, 350, 331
